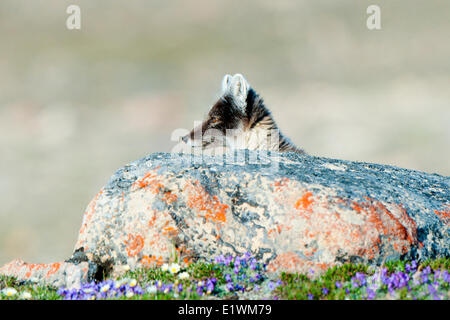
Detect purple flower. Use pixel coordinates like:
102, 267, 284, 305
133, 286, 144, 295
196, 285, 203, 296
366, 288, 376, 300
441, 270, 449, 283
423, 266, 431, 275
214, 255, 225, 264
322, 288, 329, 295
428, 284, 437, 295
57, 288, 68, 296
434, 269, 441, 280
206, 279, 214, 293
267, 281, 275, 291
225, 274, 232, 282
234, 256, 241, 267
233, 266, 240, 274
355, 272, 367, 286
405, 263, 411, 273
421, 273, 430, 284
226, 283, 234, 291
335, 281, 342, 288
307, 293, 314, 300
224, 255, 233, 266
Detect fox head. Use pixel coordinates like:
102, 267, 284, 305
182, 73, 254, 149
181, 73, 304, 154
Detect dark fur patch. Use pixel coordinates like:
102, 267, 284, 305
187, 84, 305, 154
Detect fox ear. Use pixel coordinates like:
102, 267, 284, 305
229, 74, 249, 109
221, 74, 232, 93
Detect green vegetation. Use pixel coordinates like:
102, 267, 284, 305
1, 256, 449, 300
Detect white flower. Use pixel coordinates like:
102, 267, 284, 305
122, 265, 130, 272
178, 271, 190, 280
100, 284, 111, 292
114, 281, 123, 289
20, 291, 32, 300
3, 288, 18, 297
126, 291, 134, 298
129, 279, 137, 287
169, 263, 181, 274
147, 285, 157, 294
161, 263, 169, 272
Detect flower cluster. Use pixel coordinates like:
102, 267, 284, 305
306, 261, 449, 300
1, 287, 32, 300
213, 252, 280, 294
55, 253, 283, 300
57, 278, 144, 300
346, 262, 449, 300
53, 255, 449, 300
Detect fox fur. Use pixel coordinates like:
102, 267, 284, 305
182, 74, 305, 154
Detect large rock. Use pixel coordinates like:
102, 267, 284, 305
1, 151, 449, 287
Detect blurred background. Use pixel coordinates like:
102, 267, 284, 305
0, 0, 449, 265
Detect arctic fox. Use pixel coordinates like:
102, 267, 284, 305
182, 74, 305, 154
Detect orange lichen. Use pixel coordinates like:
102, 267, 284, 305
133, 171, 164, 193
141, 255, 164, 267
267, 223, 292, 238
124, 233, 145, 257
163, 191, 178, 204
78, 189, 103, 236
272, 178, 290, 192
25, 264, 43, 278
185, 181, 228, 224
267, 251, 332, 274
434, 208, 450, 225
148, 213, 157, 227
295, 191, 314, 211
342, 197, 417, 254
133, 171, 178, 207
162, 225, 178, 237
46, 262, 61, 277
20, 262, 61, 278
267, 252, 304, 272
